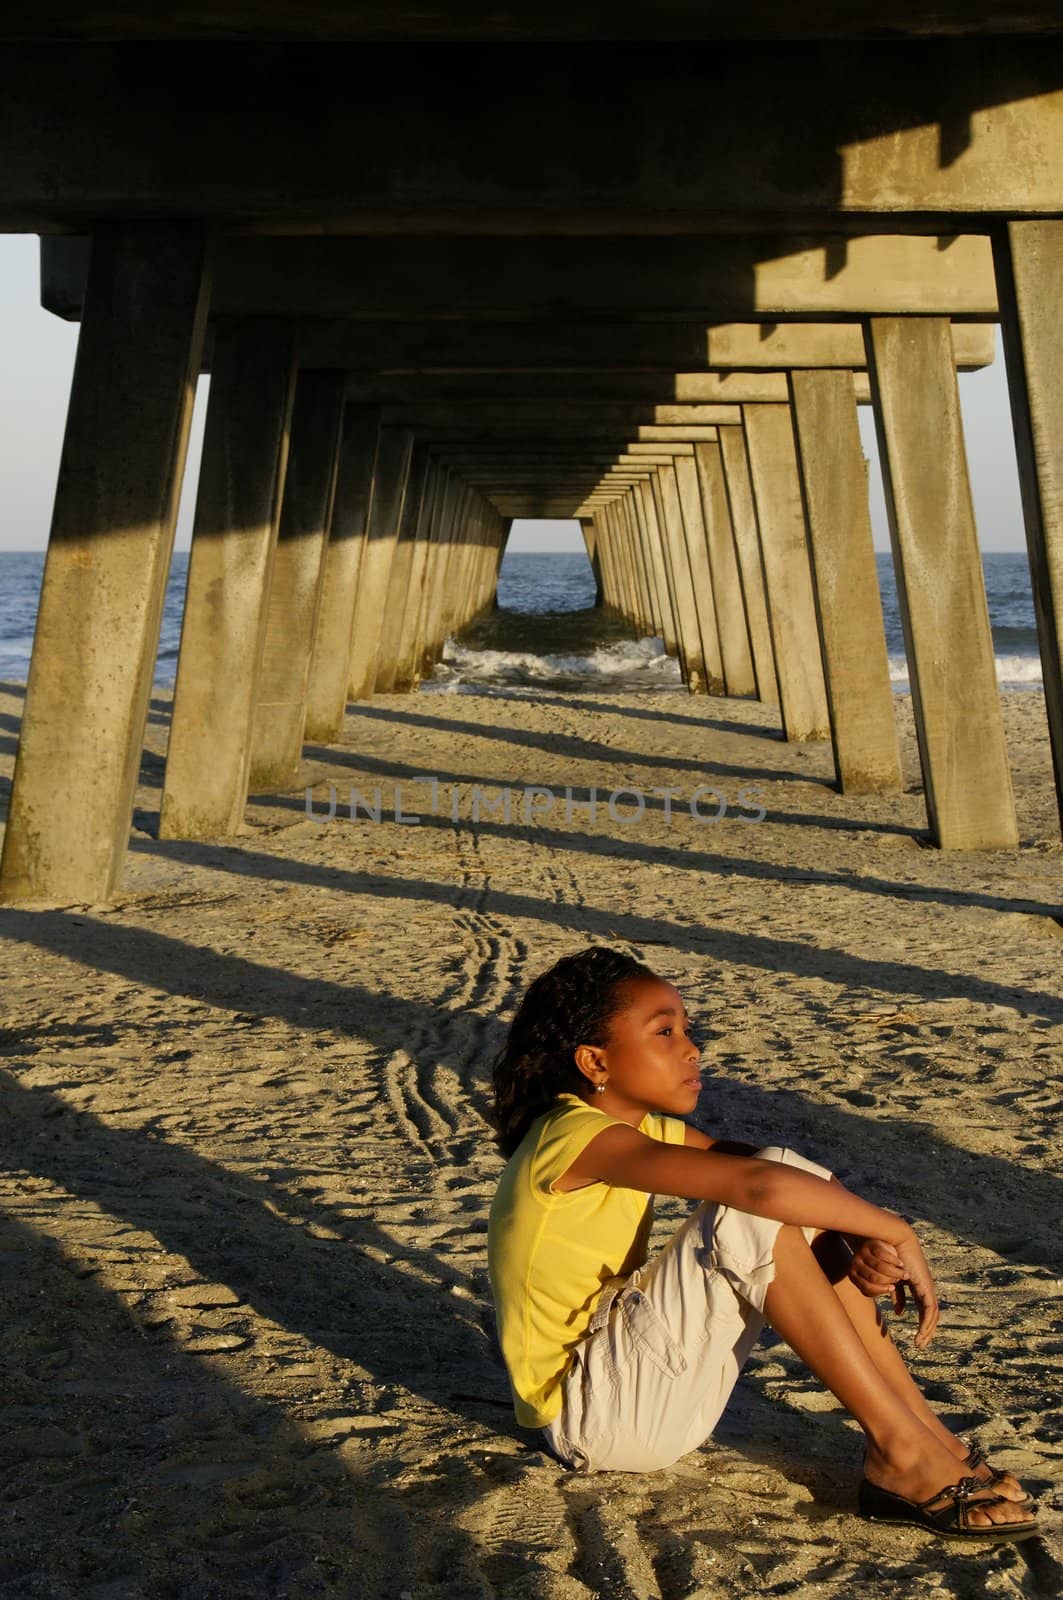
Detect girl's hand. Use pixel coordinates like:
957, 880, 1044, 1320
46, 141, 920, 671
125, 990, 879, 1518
848, 1238, 905, 1301
892, 1231, 940, 1349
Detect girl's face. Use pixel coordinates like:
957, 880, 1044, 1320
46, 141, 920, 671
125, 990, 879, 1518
575, 974, 703, 1125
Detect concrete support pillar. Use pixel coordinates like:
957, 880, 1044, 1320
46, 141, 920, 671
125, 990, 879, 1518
348, 426, 414, 700
993, 221, 1063, 834
0, 227, 210, 904
580, 517, 606, 605
593, 510, 619, 609
635, 481, 677, 651
159, 319, 296, 839
641, 479, 680, 658
788, 369, 902, 794
742, 405, 830, 739
627, 489, 663, 638
623, 493, 653, 631
304, 404, 381, 740
419, 469, 458, 672
673, 453, 725, 692
606, 502, 635, 621
441, 485, 478, 634
717, 425, 779, 706
656, 463, 706, 691
692, 442, 757, 698
248, 370, 345, 789
375, 442, 431, 692
473, 504, 504, 614
461, 494, 489, 622
489, 511, 508, 605
393, 459, 443, 690
414, 467, 451, 670
866, 317, 1018, 848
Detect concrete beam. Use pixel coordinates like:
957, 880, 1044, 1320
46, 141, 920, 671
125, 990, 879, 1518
380, 405, 739, 432
706, 321, 995, 369
317, 321, 853, 372
346, 373, 809, 403
299, 322, 997, 374
42, 233, 999, 321
8, 6, 1063, 41
7, 43, 1063, 228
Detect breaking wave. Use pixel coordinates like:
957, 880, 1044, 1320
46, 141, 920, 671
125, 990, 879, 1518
423, 636, 682, 695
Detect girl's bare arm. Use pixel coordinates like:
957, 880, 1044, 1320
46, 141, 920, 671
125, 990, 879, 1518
570, 1121, 939, 1343
684, 1123, 905, 1296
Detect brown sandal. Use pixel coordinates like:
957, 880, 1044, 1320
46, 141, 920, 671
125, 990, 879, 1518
961, 1434, 1034, 1507
859, 1474, 1039, 1540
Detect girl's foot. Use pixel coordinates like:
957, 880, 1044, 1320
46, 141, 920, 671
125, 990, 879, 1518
958, 1434, 1032, 1506
864, 1434, 1037, 1531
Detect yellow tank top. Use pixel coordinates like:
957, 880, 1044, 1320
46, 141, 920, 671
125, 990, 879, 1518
487, 1092, 688, 1428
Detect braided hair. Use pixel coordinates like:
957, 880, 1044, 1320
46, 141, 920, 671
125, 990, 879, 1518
489, 946, 656, 1158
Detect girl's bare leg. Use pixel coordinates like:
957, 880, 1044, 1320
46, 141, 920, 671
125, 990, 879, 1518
762, 1225, 1030, 1529
812, 1235, 1027, 1502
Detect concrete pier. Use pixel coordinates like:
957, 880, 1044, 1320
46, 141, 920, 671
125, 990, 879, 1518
742, 405, 830, 739
993, 221, 1063, 832
8, 20, 1063, 898
248, 370, 345, 789
160, 319, 297, 839
788, 369, 902, 794
348, 426, 414, 701
692, 441, 757, 698
305, 404, 381, 740
866, 316, 1018, 848
0, 227, 210, 903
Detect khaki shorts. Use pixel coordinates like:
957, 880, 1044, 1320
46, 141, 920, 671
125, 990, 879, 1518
541, 1146, 832, 1473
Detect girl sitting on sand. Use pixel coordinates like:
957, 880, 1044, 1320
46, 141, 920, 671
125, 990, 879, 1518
486, 946, 1037, 1540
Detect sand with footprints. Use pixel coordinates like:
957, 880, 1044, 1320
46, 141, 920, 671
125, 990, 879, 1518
0, 678, 1061, 1598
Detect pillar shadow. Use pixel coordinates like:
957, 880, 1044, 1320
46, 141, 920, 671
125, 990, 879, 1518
303, 744, 828, 804
333, 706, 826, 787
498, 690, 785, 741
3, 903, 1060, 1274
0, 1067, 513, 1427
275, 778, 1011, 899
0, 1204, 511, 1596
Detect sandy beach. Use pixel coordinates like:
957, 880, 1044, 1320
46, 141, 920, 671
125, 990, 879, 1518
0, 677, 1061, 1600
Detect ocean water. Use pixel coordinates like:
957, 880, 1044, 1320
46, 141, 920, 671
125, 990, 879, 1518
425, 549, 1043, 696
0, 547, 1043, 697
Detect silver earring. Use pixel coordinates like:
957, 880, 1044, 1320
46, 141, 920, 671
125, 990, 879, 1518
595, 1082, 607, 1094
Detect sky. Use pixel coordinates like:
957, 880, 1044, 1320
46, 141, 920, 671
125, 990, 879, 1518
0, 233, 1027, 558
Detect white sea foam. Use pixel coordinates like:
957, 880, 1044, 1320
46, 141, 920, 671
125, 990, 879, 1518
423, 636, 682, 694
888, 653, 1042, 690
425, 638, 1043, 695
